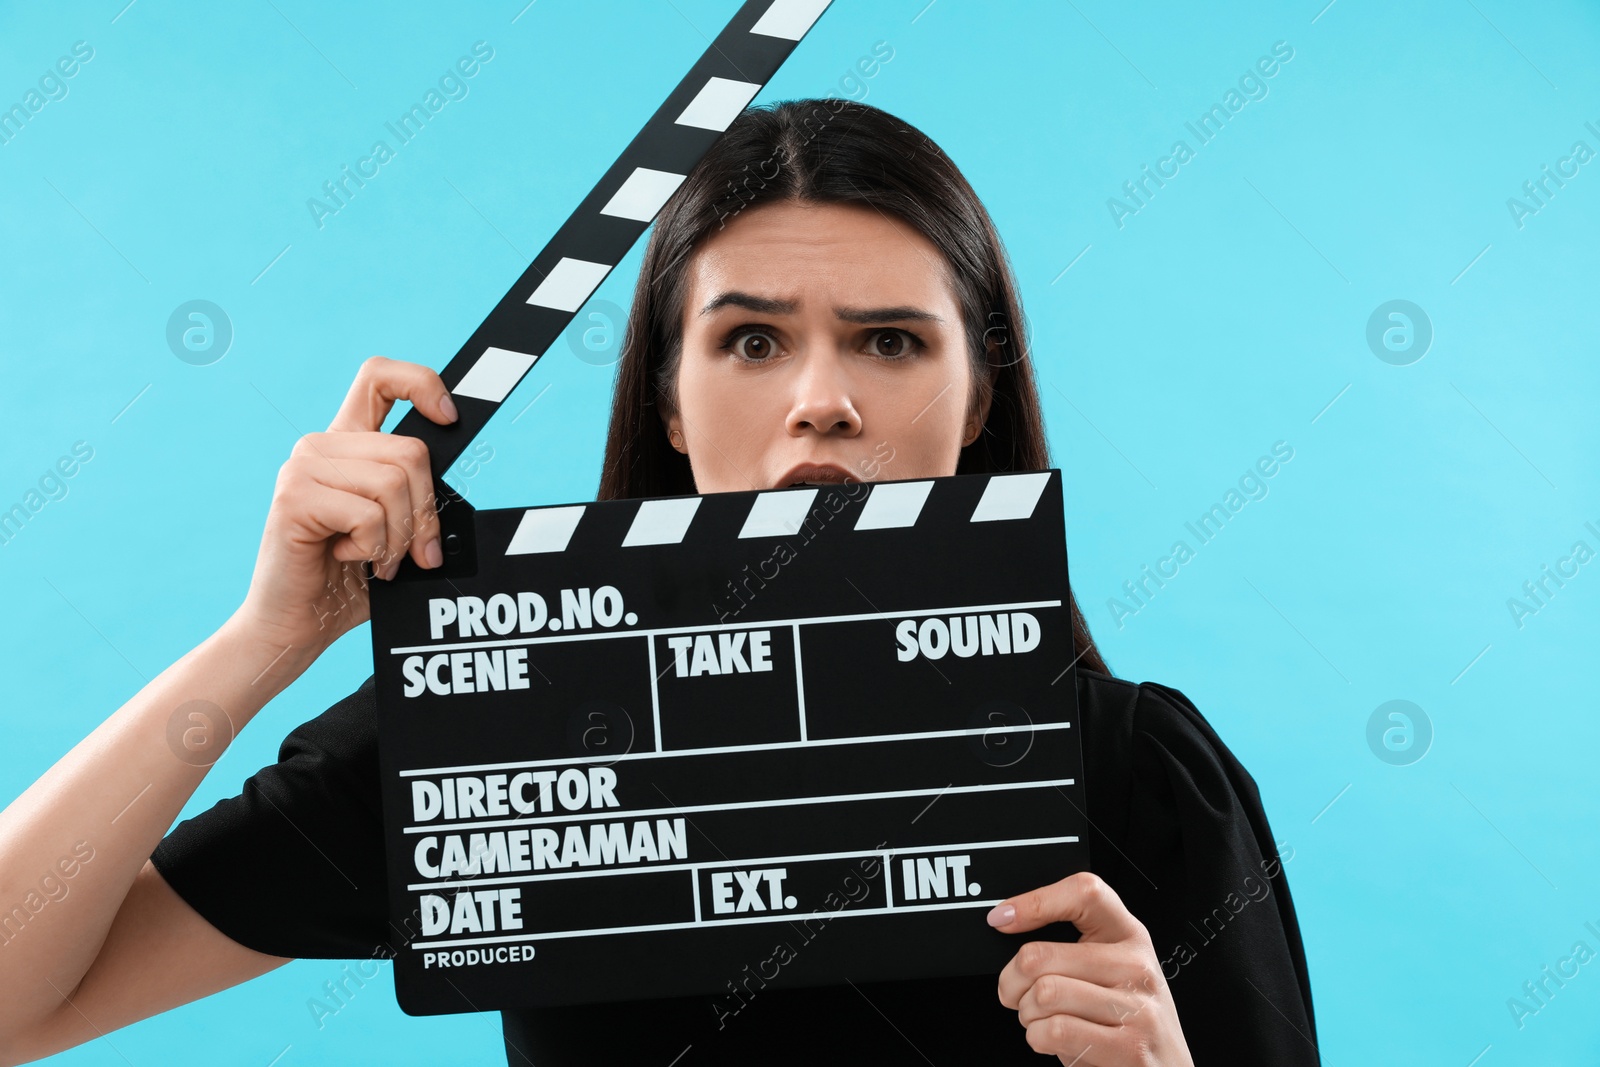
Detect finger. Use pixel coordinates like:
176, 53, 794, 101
391, 435, 442, 569
997, 941, 1156, 1009
327, 355, 458, 434
290, 434, 442, 570
987, 871, 1147, 944
1021, 1013, 1123, 1065
301, 457, 417, 578
281, 481, 393, 574
1016, 972, 1152, 1029
307, 457, 419, 579
350, 435, 442, 571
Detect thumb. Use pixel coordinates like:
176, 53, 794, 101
986, 871, 1145, 944
327, 356, 459, 433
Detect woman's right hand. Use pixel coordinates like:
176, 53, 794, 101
232, 355, 459, 655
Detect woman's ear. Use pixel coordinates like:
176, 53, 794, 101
961, 410, 987, 447
961, 359, 999, 447
660, 407, 687, 454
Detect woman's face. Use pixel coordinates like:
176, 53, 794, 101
664, 199, 990, 493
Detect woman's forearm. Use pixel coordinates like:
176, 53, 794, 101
0, 613, 320, 1037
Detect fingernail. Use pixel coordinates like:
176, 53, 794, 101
986, 904, 1015, 928
439, 393, 458, 422
384, 558, 401, 581
424, 537, 443, 568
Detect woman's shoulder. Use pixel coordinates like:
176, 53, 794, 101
270, 671, 380, 763
1070, 666, 1279, 882
1073, 667, 1262, 802
1073, 665, 1218, 738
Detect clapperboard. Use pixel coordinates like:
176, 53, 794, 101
366, 0, 1088, 1015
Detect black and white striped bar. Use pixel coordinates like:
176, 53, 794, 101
501, 470, 1054, 555
392, 0, 834, 482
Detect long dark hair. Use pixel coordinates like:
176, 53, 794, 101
596, 98, 1109, 677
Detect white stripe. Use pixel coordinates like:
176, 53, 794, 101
415, 897, 1039, 946
451, 346, 540, 403
749, 0, 829, 40
526, 257, 611, 312
505, 505, 586, 555
739, 486, 817, 538
404, 778, 1076, 834
792, 623, 806, 742
399, 720, 1070, 776
970, 471, 1052, 523
387, 598, 1064, 657
600, 167, 687, 222
854, 479, 934, 530
648, 637, 663, 753
622, 496, 703, 547
406, 834, 1080, 894
675, 76, 762, 131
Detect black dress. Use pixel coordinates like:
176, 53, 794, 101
151, 669, 1318, 1065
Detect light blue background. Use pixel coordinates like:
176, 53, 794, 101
2, 0, 1597, 1063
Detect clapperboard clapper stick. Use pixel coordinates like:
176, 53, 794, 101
367, 0, 1090, 1014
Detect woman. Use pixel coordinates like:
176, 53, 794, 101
0, 100, 1316, 1065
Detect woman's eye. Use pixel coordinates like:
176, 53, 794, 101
724, 329, 778, 361
870, 328, 922, 359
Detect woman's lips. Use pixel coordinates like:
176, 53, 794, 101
775, 462, 856, 488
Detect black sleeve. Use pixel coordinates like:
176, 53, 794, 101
149, 674, 396, 960
1078, 672, 1320, 1065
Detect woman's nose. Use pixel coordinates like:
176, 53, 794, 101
785, 350, 862, 437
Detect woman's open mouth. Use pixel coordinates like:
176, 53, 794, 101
776, 462, 856, 488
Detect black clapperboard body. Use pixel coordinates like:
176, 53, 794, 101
365, 0, 1089, 1015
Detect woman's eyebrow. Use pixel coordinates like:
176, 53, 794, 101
700, 290, 945, 324
700, 291, 794, 316
836, 303, 945, 325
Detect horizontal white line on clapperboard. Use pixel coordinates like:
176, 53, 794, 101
404, 777, 1077, 836
398, 720, 1072, 777
385, 597, 1065, 656
413, 897, 1037, 950
406, 835, 1081, 946
408, 833, 1078, 893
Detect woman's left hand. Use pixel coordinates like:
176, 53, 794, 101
992, 871, 1194, 1066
